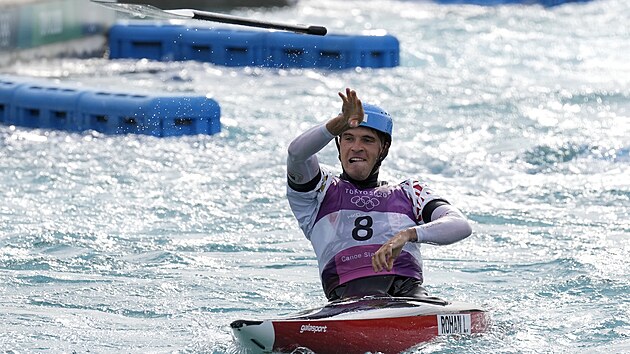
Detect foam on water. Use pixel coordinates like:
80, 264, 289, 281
1, 0, 629, 353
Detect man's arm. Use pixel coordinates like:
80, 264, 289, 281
287, 87, 365, 190
371, 203, 472, 272
414, 203, 472, 245
287, 124, 333, 191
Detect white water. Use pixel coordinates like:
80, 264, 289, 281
1, 0, 628, 353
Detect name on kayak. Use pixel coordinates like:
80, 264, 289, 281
300, 324, 328, 334
437, 314, 471, 335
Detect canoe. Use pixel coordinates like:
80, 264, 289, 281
230, 295, 490, 353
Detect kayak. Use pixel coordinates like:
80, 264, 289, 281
230, 296, 490, 353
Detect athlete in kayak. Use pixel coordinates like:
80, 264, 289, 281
286, 88, 472, 301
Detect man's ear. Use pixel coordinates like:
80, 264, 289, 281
335, 136, 341, 161
379, 141, 390, 161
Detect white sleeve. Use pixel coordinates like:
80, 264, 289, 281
286, 168, 334, 240
287, 123, 335, 187
414, 204, 472, 245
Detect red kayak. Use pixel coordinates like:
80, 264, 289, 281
230, 296, 490, 353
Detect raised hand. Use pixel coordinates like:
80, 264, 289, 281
338, 87, 364, 129
326, 88, 365, 136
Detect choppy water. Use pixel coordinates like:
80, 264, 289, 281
1, 0, 629, 353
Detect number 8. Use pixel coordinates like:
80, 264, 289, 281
352, 216, 373, 241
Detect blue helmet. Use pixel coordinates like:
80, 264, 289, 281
360, 103, 393, 139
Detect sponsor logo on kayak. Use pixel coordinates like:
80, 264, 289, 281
437, 314, 471, 335
300, 324, 328, 334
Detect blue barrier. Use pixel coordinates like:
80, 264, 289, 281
346, 35, 400, 69
263, 33, 399, 69
0, 76, 221, 137
108, 23, 184, 61
154, 96, 221, 136
0, 78, 24, 124
11, 85, 83, 131
107, 23, 400, 69
76, 91, 221, 137
178, 28, 266, 66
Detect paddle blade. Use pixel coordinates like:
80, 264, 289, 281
91, 0, 328, 35
91, 0, 189, 20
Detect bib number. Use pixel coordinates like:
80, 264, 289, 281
352, 216, 373, 241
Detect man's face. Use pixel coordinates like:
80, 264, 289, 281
339, 127, 383, 181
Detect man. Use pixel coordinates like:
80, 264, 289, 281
287, 88, 472, 301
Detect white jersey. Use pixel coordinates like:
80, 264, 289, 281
287, 167, 444, 295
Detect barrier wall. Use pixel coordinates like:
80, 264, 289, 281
11, 85, 83, 131
108, 24, 184, 62
0, 78, 23, 124
263, 33, 399, 69
77, 92, 221, 136
108, 23, 400, 69
179, 28, 266, 66
0, 76, 221, 137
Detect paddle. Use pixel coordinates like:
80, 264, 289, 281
91, 0, 327, 36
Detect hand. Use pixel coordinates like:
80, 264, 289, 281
326, 88, 364, 136
338, 87, 364, 128
372, 228, 416, 272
